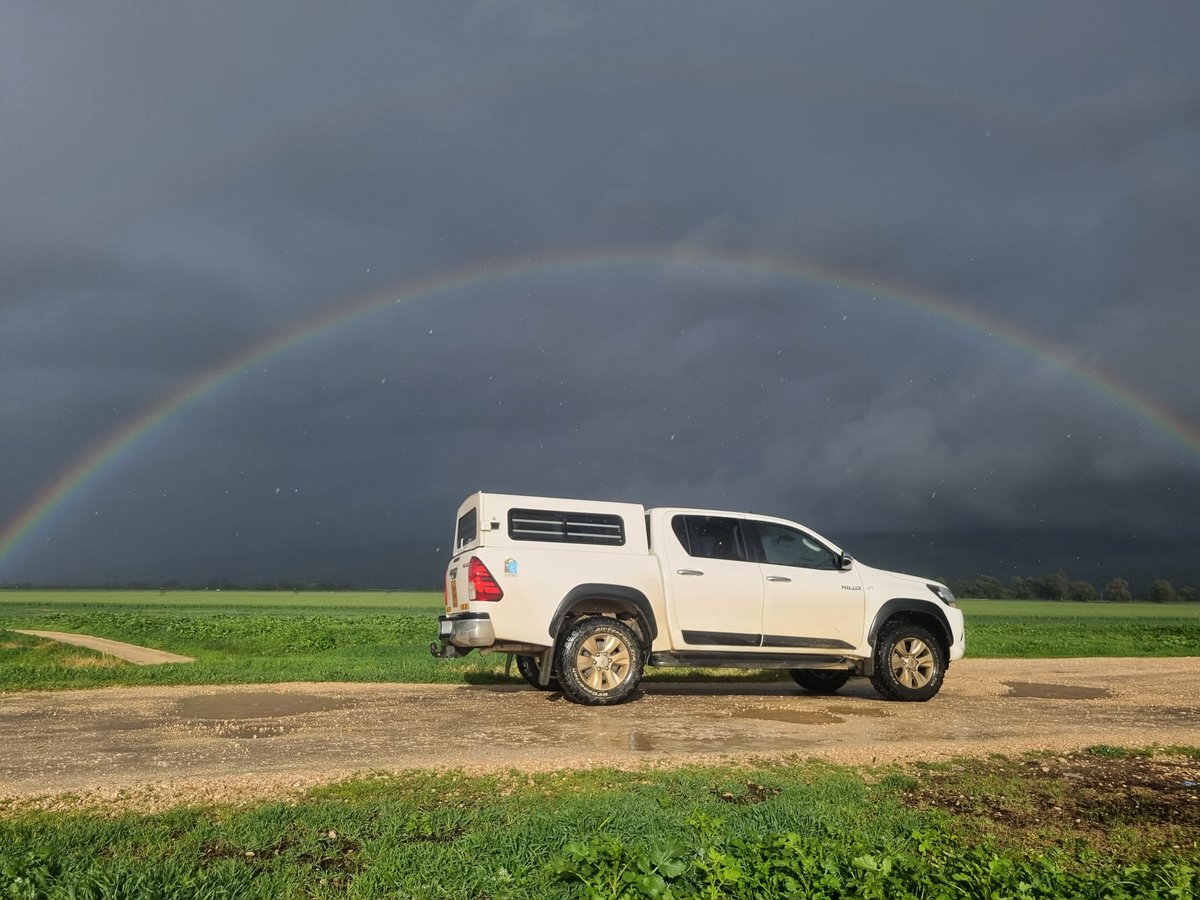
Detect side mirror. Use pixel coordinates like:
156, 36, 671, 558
839, 554, 854, 571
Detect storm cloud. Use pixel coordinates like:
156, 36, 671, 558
2, 2, 1198, 587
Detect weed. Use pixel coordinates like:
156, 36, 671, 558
1088, 744, 1154, 759
545, 826, 1200, 899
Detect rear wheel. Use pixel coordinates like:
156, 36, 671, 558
516, 653, 558, 691
869, 622, 946, 701
556, 617, 644, 706
789, 669, 851, 694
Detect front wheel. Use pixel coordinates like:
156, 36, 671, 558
869, 622, 946, 701
556, 617, 644, 706
789, 669, 851, 694
516, 653, 558, 691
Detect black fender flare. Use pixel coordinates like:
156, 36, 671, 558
867, 597, 953, 656
548, 583, 658, 648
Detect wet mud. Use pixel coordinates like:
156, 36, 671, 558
733, 708, 844, 725
1003, 681, 1111, 700
171, 691, 357, 740
174, 691, 354, 721
911, 752, 1200, 829
616, 728, 819, 753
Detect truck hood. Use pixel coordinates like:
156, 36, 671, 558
856, 561, 944, 593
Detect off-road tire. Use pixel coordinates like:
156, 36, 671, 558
516, 653, 558, 691
555, 616, 644, 706
868, 621, 946, 701
789, 669, 851, 694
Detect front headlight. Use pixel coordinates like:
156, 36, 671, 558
928, 583, 956, 606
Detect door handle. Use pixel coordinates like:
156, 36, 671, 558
766, 575, 792, 583
676, 569, 704, 576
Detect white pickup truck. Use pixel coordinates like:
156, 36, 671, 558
433, 492, 965, 706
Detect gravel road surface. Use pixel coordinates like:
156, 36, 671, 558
3, 657, 1197, 811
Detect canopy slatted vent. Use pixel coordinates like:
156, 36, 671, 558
508, 508, 625, 545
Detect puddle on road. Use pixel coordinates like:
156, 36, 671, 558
619, 729, 820, 753
824, 704, 890, 718
1143, 707, 1200, 723
734, 708, 844, 725
210, 722, 299, 739
1003, 682, 1111, 700
612, 703, 888, 752
175, 692, 353, 721
732, 703, 891, 726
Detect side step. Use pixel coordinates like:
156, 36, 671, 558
649, 650, 853, 670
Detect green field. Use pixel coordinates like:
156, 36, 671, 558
3, 751, 1197, 898
958, 598, 1200, 658
0, 592, 1197, 693
3, 593, 1199, 896
0, 591, 469, 692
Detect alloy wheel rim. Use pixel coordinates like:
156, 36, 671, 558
575, 632, 631, 691
889, 637, 935, 689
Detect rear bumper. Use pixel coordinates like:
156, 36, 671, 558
437, 613, 495, 648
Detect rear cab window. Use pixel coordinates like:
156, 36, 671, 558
671, 514, 750, 561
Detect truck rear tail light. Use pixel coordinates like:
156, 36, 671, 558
467, 556, 503, 602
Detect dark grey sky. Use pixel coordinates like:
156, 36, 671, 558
2, 3, 1198, 586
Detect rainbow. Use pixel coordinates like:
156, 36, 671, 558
2, 247, 1197, 573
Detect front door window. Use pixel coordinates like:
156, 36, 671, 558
756, 522, 838, 570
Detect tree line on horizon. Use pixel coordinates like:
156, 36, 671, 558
948, 572, 1198, 603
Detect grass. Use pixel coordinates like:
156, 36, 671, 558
958, 598, 1200, 658
0, 592, 1197, 692
0, 590, 488, 691
2, 751, 1196, 898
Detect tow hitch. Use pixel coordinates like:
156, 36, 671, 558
430, 641, 471, 660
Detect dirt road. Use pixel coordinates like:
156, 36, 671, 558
11, 630, 195, 665
3, 657, 1198, 810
